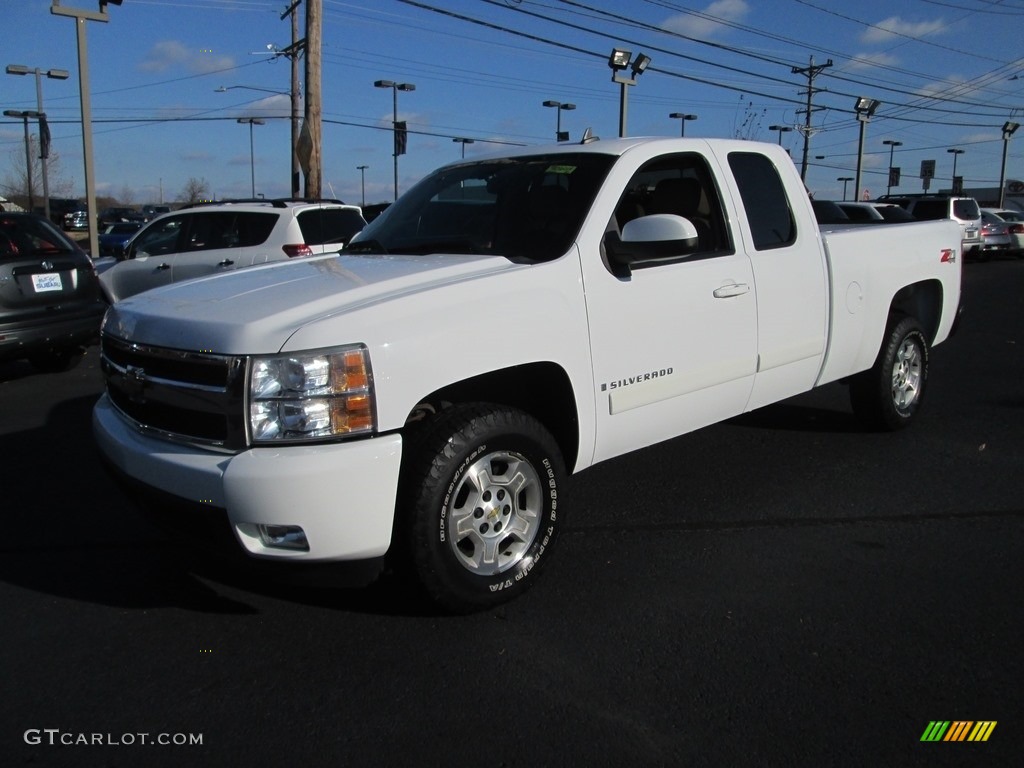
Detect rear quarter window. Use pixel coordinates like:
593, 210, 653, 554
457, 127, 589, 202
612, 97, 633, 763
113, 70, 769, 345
727, 152, 796, 250
954, 199, 980, 219
910, 200, 947, 220
237, 212, 277, 247
297, 208, 366, 246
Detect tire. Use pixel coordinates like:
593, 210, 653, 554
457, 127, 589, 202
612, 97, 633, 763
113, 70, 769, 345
28, 346, 85, 373
398, 403, 565, 613
850, 316, 929, 431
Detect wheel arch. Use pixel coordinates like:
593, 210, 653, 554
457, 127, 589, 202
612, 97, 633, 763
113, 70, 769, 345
402, 362, 581, 471
888, 279, 943, 343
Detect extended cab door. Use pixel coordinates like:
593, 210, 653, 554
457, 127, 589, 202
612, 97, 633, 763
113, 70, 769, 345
582, 150, 758, 464
724, 150, 828, 410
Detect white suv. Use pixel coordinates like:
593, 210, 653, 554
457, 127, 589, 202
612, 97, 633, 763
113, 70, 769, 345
99, 199, 366, 302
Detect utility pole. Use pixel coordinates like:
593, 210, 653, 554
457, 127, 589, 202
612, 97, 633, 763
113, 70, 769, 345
279, 1, 304, 198
791, 56, 832, 182
303, 0, 322, 198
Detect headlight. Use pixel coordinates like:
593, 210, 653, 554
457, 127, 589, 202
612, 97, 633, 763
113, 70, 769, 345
249, 344, 375, 443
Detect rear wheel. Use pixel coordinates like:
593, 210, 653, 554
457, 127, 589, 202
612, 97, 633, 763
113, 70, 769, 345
850, 316, 929, 431
398, 404, 564, 613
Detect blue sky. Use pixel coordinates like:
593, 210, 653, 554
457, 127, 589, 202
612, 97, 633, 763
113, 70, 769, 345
2, 0, 1022, 206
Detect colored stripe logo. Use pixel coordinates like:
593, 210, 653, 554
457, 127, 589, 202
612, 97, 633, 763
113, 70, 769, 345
920, 721, 997, 742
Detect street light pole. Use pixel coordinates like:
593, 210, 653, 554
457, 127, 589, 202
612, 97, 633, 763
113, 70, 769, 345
999, 122, 1020, 209
6, 64, 69, 221
3, 110, 41, 212
374, 80, 415, 201
608, 48, 651, 138
237, 118, 265, 197
882, 139, 902, 196
837, 176, 853, 201
853, 97, 881, 203
768, 124, 792, 146
356, 165, 368, 207
50, 0, 122, 259
452, 137, 474, 158
669, 112, 697, 137
947, 148, 965, 193
542, 100, 576, 142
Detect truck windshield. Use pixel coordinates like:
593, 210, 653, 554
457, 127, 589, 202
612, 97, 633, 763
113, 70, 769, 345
346, 153, 615, 262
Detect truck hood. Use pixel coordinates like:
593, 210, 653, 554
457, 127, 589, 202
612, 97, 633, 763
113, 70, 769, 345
102, 252, 519, 353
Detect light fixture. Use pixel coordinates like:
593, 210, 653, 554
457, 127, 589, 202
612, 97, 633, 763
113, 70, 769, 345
882, 139, 903, 195
669, 113, 697, 137
837, 176, 854, 201
999, 122, 1020, 207
854, 97, 880, 117
947, 148, 965, 194
853, 97, 881, 203
768, 124, 792, 145
5, 62, 69, 221
608, 48, 652, 138
543, 100, 576, 142
608, 49, 631, 70
237, 118, 266, 198
374, 79, 416, 201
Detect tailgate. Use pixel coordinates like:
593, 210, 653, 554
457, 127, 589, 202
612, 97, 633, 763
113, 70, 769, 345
0, 257, 95, 311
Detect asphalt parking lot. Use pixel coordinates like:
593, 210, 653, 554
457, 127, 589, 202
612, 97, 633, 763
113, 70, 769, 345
1, 259, 1021, 767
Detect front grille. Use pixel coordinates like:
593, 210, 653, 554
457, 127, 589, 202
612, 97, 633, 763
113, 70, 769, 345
101, 335, 248, 449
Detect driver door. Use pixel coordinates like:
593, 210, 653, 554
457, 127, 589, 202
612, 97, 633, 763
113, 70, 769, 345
581, 151, 758, 464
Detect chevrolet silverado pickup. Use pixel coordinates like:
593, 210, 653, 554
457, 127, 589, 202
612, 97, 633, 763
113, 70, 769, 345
93, 137, 962, 611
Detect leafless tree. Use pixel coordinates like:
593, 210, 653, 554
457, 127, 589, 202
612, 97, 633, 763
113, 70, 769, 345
180, 176, 210, 204
1, 132, 73, 206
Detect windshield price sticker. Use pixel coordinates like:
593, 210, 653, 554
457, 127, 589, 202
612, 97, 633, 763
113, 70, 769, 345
32, 273, 63, 292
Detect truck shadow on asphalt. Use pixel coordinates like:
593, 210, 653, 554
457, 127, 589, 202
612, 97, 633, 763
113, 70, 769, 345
0, 394, 438, 617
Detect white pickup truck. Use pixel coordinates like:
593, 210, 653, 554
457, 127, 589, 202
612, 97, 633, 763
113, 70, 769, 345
93, 137, 962, 611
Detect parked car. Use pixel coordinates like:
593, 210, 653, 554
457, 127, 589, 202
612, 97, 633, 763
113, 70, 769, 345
837, 201, 916, 223
98, 207, 144, 230
982, 208, 1024, 256
46, 198, 87, 229
140, 204, 171, 221
98, 221, 144, 259
63, 208, 89, 231
99, 199, 367, 302
811, 199, 851, 225
0, 212, 105, 371
977, 210, 1012, 259
877, 194, 983, 258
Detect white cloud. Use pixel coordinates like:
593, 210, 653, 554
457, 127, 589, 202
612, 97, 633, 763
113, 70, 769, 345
916, 75, 969, 100
861, 17, 947, 46
662, 0, 750, 38
847, 52, 900, 71
140, 41, 235, 74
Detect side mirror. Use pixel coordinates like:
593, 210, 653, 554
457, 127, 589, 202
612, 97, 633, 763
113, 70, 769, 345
605, 213, 699, 277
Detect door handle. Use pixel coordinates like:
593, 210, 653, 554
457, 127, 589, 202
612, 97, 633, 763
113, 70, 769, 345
155, 263, 170, 271
713, 283, 750, 298
218, 259, 235, 267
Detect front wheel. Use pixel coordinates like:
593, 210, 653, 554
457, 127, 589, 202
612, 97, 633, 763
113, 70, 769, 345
850, 316, 929, 431
399, 404, 565, 613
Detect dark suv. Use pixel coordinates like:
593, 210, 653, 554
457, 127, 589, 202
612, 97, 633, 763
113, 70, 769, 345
0, 213, 105, 371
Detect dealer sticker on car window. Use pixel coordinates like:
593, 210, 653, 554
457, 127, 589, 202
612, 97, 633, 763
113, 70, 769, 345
32, 273, 63, 292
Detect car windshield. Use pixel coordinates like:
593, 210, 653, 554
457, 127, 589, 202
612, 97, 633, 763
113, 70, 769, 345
346, 153, 616, 262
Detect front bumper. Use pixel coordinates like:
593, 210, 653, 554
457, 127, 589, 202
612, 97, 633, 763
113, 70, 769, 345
93, 394, 403, 562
